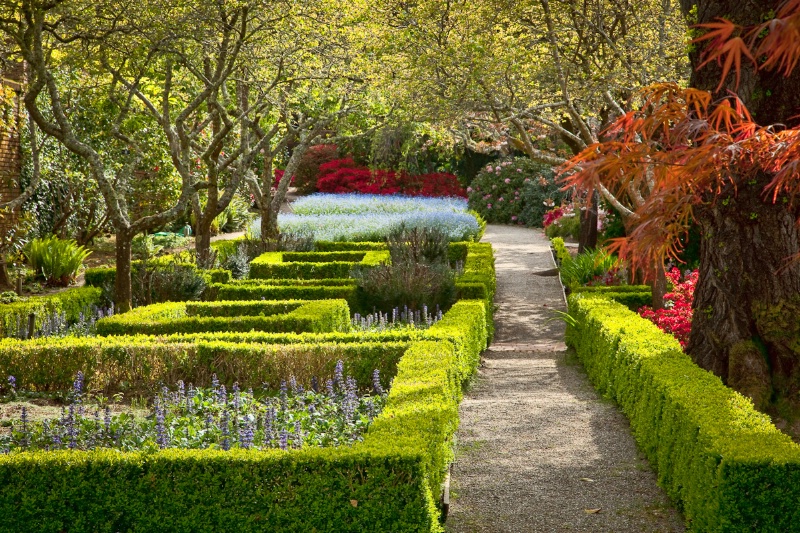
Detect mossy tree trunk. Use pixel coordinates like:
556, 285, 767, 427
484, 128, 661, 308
682, 0, 800, 408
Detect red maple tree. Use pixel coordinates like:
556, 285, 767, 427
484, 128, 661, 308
561, 0, 800, 409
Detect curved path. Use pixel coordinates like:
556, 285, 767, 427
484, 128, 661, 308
446, 225, 685, 532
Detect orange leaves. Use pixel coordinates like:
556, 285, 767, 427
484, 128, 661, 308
560, 83, 800, 270
755, 0, 800, 76
694, 2, 800, 88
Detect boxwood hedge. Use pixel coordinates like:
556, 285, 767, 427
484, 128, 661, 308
567, 294, 800, 531
94, 300, 350, 336
0, 301, 490, 532
249, 250, 390, 280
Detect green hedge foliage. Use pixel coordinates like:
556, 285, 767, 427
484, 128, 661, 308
571, 285, 652, 311
0, 336, 408, 394
550, 237, 571, 266
94, 300, 350, 336
249, 250, 390, 280
455, 242, 495, 340
0, 287, 103, 338
0, 295, 491, 532
206, 283, 356, 304
567, 294, 800, 531
314, 241, 388, 252
227, 278, 356, 286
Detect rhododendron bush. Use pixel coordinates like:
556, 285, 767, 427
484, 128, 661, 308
638, 268, 697, 348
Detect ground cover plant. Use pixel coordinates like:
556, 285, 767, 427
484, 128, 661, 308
2, 363, 386, 453
252, 193, 483, 242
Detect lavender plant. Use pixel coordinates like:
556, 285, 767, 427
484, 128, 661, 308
1, 364, 386, 453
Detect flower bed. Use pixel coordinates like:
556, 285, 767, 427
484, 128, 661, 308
0, 302, 490, 532
2, 362, 386, 453
291, 193, 469, 215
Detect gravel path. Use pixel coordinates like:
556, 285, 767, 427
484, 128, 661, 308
445, 225, 685, 533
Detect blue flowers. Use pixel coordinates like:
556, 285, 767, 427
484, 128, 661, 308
250, 193, 481, 242
2, 365, 387, 453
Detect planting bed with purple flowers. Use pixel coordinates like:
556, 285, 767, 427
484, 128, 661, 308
0, 241, 496, 532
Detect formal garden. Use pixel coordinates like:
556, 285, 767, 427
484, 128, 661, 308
2, 0, 800, 531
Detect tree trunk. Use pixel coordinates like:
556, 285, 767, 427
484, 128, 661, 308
114, 227, 134, 313
688, 185, 800, 408
261, 202, 280, 241
195, 213, 216, 269
578, 192, 598, 253
679, 0, 800, 408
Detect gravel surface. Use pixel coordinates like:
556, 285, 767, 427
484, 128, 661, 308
446, 225, 685, 533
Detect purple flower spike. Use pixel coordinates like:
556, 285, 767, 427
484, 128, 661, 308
372, 369, 383, 395
7, 375, 15, 392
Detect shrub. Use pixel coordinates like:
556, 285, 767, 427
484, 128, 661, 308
219, 242, 250, 279
215, 195, 256, 233
467, 157, 557, 225
24, 236, 91, 286
353, 262, 456, 315
315, 159, 465, 197
567, 294, 800, 531
292, 144, 340, 194
386, 226, 450, 266
248, 250, 389, 280
543, 205, 581, 239
518, 173, 568, 227
94, 299, 351, 336
208, 283, 357, 304
550, 237, 572, 266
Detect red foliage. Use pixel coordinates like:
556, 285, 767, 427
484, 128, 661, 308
316, 158, 466, 197
638, 268, 698, 349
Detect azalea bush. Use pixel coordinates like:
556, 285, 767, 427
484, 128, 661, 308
467, 157, 561, 226
315, 158, 465, 197
638, 267, 697, 348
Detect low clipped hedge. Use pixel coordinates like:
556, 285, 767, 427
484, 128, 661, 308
455, 242, 495, 340
206, 283, 356, 303
550, 236, 571, 266
571, 285, 651, 311
314, 241, 388, 252
567, 294, 800, 531
94, 300, 350, 336
249, 250, 390, 280
0, 287, 103, 338
0, 336, 408, 394
85, 264, 230, 288
226, 278, 356, 287
0, 300, 491, 532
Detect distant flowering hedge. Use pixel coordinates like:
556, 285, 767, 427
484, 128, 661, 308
467, 157, 563, 226
315, 158, 466, 197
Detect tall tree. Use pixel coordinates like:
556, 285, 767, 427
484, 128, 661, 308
564, 1, 800, 409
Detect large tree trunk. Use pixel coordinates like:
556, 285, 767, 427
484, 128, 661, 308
114, 227, 134, 313
578, 191, 598, 253
682, 0, 800, 408
688, 184, 800, 408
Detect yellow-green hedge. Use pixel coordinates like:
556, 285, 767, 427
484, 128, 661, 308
94, 300, 350, 336
0, 302, 490, 532
567, 294, 800, 531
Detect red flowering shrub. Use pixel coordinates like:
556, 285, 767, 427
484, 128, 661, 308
293, 144, 340, 194
273, 169, 288, 188
638, 267, 698, 348
315, 158, 465, 197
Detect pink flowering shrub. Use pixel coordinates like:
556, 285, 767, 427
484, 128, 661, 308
638, 267, 698, 348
